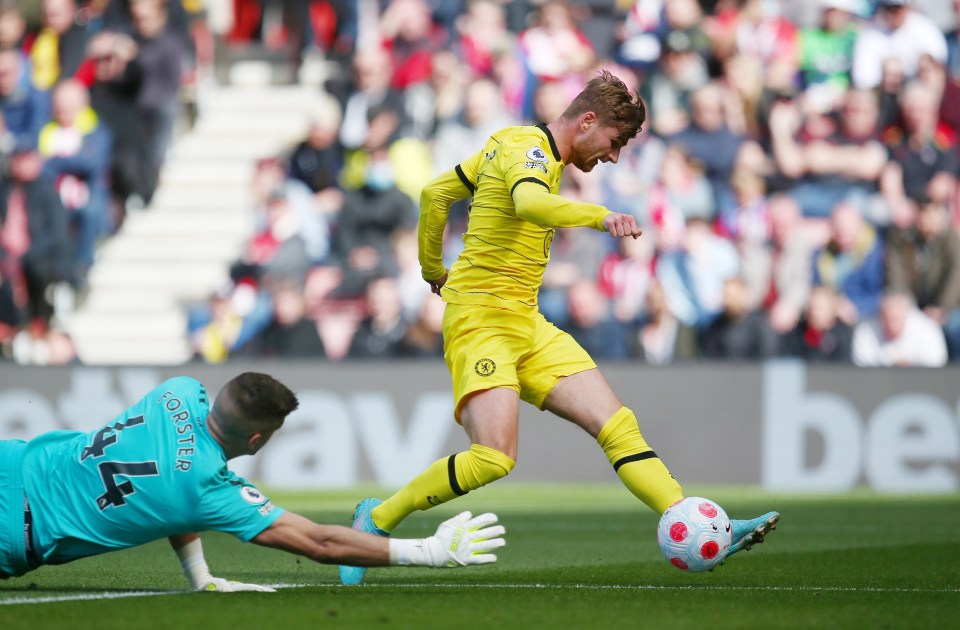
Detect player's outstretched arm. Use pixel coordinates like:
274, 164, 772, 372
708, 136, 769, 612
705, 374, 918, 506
252, 511, 505, 569
169, 533, 275, 592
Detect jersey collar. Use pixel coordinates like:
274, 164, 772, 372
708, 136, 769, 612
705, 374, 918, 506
536, 123, 562, 162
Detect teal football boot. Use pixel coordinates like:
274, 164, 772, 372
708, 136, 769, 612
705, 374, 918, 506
338, 498, 389, 585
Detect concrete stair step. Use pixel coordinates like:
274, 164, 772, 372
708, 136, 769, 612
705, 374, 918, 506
169, 135, 287, 160
118, 211, 251, 238
147, 187, 252, 210
159, 160, 254, 186
194, 112, 309, 138
202, 86, 324, 111
73, 338, 193, 365
96, 233, 245, 262
79, 290, 181, 314
86, 261, 230, 299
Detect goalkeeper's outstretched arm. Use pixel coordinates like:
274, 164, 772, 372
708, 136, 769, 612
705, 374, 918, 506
252, 511, 506, 569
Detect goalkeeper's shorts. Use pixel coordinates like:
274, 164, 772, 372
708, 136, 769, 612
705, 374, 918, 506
443, 302, 596, 422
0, 440, 32, 579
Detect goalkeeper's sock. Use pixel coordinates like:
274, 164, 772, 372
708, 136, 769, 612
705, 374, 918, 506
597, 406, 683, 515
372, 444, 515, 532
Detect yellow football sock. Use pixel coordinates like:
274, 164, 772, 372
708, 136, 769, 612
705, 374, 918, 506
371, 444, 515, 532
597, 406, 684, 514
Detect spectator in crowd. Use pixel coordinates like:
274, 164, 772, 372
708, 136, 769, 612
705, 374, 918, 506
401, 49, 470, 143
86, 31, 148, 221
24, 0, 89, 91
880, 80, 959, 213
657, 215, 740, 329
768, 88, 887, 219
598, 229, 656, 327
130, 0, 184, 205
287, 94, 345, 201
852, 289, 948, 366
641, 29, 710, 137
813, 201, 885, 325
38, 78, 112, 287
336, 45, 405, 152
669, 83, 754, 218
739, 194, 814, 334
778, 284, 854, 361
852, 0, 947, 90
432, 76, 518, 172
885, 197, 960, 361
636, 277, 698, 365
563, 278, 633, 360
347, 274, 409, 358
191, 285, 246, 364
232, 186, 311, 292
539, 226, 610, 330
452, 0, 514, 78
339, 101, 434, 204
0, 49, 70, 325
518, 0, 595, 91
401, 291, 445, 358
722, 166, 769, 243
0, 49, 49, 153
798, 0, 860, 98
948, 0, 960, 81
236, 282, 325, 359
615, 0, 666, 70
0, 0, 27, 51
378, 0, 446, 92
708, 0, 799, 82
518, 0, 596, 120
334, 147, 418, 298
699, 275, 778, 359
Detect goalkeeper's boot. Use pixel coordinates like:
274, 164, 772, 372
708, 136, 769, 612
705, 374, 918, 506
726, 511, 779, 558
338, 498, 389, 585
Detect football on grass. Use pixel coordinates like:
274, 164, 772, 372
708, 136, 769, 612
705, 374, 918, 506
657, 497, 732, 572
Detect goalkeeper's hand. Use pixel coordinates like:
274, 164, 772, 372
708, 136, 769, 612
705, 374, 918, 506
195, 577, 276, 593
428, 511, 506, 568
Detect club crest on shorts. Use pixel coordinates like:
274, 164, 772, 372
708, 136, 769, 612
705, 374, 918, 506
475, 358, 496, 376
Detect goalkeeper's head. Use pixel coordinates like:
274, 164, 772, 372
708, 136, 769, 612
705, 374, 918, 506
208, 372, 300, 458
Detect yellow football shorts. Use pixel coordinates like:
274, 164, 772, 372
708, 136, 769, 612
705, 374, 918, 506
443, 302, 597, 422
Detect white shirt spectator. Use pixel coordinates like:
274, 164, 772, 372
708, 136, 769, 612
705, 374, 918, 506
852, 296, 948, 366
852, 8, 947, 89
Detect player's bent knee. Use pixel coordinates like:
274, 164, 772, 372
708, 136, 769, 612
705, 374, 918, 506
456, 444, 516, 492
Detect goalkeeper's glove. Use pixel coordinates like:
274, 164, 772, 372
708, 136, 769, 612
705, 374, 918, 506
175, 537, 275, 593
389, 511, 506, 568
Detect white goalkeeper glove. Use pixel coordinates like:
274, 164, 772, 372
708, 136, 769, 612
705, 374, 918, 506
175, 537, 275, 593
195, 577, 276, 593
389, 511, 506, 568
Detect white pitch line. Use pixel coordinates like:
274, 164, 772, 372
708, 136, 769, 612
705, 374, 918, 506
3, 581, 956, 606
0, 590, 173, 606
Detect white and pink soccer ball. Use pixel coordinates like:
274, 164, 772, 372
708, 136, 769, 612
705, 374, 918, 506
657, 497, 732, 572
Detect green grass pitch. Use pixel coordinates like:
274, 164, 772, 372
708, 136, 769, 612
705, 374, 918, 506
2, 485, 958, 629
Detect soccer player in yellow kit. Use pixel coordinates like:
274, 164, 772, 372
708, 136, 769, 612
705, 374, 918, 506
339, 71, 779, 585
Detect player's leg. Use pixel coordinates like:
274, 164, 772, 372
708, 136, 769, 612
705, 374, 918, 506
543, 368, 684, 514
517, 315, 683, 515
339, 305, 524, 584
370, 387, 518, 533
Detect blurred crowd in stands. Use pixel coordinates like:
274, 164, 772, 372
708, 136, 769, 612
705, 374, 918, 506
3, 0, 960, 367
0, 0, 204, 363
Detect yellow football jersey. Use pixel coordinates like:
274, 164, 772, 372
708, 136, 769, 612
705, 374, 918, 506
438, 124, 587, 311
